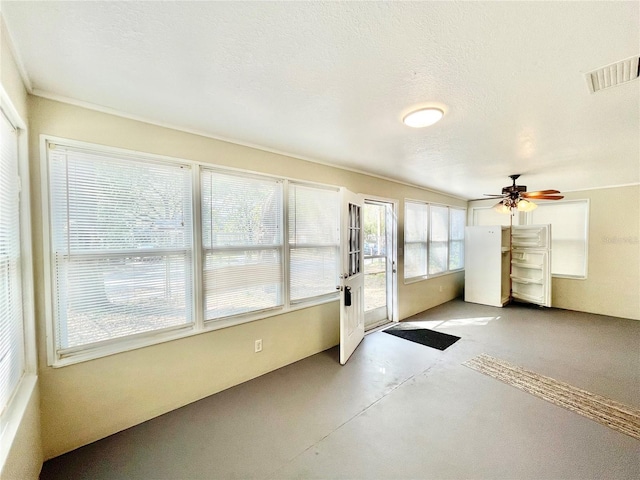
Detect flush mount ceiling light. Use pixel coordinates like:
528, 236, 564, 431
402, 107, 444, 128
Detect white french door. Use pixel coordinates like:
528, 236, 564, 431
339, 188, 365, 365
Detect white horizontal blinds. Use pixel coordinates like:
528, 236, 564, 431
201, 169, 283, 320
48, 145, 193, 350
530, 201, 588, 277
404, 201, 428, 279
0, 111, 24, 413
428, 205, 449, 275
449, 208, 466, 270
473, 206, 513, 226
288, 183, 339, 302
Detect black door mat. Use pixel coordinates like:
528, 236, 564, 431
383, 324, 461, 351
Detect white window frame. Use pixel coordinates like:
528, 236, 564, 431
41, 135, 341, 367
47, 143, 197, 360
0, 87, 36, 471
403, 199, 466, 284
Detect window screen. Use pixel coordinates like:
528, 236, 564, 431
48, 145, 194, 352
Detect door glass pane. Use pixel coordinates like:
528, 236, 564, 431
348, 203, 361, 276
364, 203, 386, 257
363, 203, 387, 313
364, 257, 386, 312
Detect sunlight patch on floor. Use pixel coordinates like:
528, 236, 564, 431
406, 316, 499, 329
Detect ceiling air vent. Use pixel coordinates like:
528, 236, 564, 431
585, 56, 640, 93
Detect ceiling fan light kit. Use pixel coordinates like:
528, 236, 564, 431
487, 174, 563, 214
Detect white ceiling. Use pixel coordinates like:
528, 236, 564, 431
2, 1, 639, 199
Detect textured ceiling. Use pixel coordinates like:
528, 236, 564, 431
2, 1, 639, 199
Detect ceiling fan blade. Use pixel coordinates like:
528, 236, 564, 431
482, 194, 507, 198
532, 195, 564, 200
522, 189, 561, 197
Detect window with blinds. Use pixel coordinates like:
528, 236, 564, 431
44, 137, 342, 364
404, 201, 465, 281
288, 183, 339, 302
201, 169, 284, 320
48, 145, 194, 353
428, 205, 449, 275
449, 208, 466, 270
528, 200, 589, 277
0, 110, 24, 414
404, 201, 428, 280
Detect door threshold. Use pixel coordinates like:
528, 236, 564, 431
365, 319, 393, 334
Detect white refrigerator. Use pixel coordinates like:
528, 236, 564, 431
464, 224, 552, 308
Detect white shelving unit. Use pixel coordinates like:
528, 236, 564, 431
511, 225, 551, 307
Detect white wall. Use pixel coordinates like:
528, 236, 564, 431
551, 186, 639, 320
28, 95, 466, 459
468, 185, 640, 320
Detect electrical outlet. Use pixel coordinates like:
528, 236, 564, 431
254, 339, 263, 353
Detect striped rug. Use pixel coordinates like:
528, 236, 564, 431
463, 353, 640, 440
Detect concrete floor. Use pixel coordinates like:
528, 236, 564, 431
40, 299, 640, 479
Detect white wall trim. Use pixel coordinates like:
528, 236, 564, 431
560, 182, 640, 193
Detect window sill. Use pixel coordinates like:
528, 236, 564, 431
50, 294, 340, 368
0, 374, 38, 471
403, 268, 464, 285
552, 274, 587, 280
